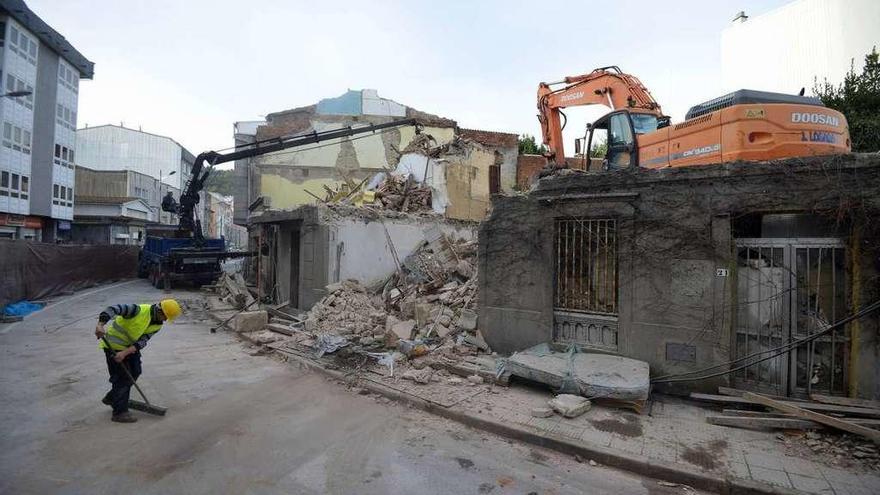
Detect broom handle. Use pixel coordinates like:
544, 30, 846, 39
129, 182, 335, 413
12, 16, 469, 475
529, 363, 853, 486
101, 336, 153, 406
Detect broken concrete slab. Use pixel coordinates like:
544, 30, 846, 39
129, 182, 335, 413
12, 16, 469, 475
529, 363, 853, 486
457, 309, 477, 331
549, 394, 592, 418
391, 319, 416, 340
234, 310, 268, 333
499, 344, 650, 401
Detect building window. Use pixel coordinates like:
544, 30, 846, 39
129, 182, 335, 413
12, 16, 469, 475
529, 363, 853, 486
52, 184, 73, 207
554, 218, 618, 315
56, 103, 77, 131
2, 121, 32, 154
8, 26, 36, 65
58, 63, 79, 93
1, 171, 29, 199
54, 143, 75, 169
5, 74, 34, 110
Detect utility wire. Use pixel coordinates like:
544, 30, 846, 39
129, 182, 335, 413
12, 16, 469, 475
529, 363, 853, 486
650, 299, 880, 384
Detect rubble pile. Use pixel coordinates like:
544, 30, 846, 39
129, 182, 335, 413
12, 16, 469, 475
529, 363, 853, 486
299, 233, 488, 366
375, 174, 432, 213
781, 431, 880, 471
304, 280, 384, 338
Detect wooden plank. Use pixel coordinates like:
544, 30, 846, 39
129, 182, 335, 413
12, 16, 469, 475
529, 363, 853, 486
741, 392, 880, 443
708, 415, 819, 430
810, 394, 880, 411
718, 409, 880, 426
690, 393, 880, 418
718, 386, 809, 402
265, 323, 296, 336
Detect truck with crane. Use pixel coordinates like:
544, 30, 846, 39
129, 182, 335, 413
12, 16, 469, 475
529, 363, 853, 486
537, 66, 850, 170
138, 118, 420, 289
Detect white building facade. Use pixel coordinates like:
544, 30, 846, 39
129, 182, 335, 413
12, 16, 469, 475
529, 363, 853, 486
76, 124, 194, 191
0, 0, 92, 240
721, 0, 880, 94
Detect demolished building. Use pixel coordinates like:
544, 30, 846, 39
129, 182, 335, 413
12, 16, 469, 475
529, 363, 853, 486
479, 154, 880, 400
234, 90, 517, 309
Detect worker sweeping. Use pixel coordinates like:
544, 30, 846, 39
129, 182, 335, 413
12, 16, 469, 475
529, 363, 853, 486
95, 299, 182, 423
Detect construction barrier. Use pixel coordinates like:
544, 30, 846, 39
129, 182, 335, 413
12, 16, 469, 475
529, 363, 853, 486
0, 240, 139, 309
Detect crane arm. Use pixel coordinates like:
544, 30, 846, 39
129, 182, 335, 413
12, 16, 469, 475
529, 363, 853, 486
537, 66, 662, 165
170, 118, 419, 242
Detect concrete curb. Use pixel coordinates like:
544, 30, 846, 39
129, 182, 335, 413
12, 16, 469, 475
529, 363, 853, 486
277, 349, 805, 495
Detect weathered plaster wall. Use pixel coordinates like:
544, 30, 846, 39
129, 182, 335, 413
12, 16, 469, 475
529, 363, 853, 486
480, 154, 880, 398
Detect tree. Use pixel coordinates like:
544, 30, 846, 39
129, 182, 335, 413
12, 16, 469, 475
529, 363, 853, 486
814, 47, 880, 152
204, 168, 236, 197
589, 140, 608, 158
518, 134, 547, 155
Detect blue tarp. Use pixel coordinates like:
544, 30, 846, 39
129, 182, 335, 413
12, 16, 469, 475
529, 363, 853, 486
3, 301, 44, 317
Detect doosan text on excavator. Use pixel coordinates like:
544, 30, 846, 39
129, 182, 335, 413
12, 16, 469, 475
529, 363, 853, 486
537, 66, 850, 170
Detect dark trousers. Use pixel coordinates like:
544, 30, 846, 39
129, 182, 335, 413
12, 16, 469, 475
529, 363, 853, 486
103, 349, 142, 415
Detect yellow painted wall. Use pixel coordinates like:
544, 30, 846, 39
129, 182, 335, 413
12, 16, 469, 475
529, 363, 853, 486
444, 146, 495, 221
258, 123, 455, 209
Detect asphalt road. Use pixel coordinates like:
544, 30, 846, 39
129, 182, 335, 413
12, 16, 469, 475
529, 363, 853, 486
0, 279, 703, 494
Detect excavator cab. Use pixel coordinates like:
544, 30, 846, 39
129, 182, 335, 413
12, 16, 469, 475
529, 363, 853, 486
586, 110, 663, 170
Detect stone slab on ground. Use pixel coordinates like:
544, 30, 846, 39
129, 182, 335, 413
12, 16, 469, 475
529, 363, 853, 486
234, 310, 268, 333
501, 343, 649, 401
549, 394, 592, 418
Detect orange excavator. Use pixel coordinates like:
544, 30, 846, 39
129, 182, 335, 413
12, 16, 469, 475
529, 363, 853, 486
537, 66, 850, 169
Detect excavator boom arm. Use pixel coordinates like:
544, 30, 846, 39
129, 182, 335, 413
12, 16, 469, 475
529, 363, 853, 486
537, 66, 662, 165
171, 118, 419, 242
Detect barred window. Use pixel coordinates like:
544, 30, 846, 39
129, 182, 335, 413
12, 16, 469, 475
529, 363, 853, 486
554, 218, 618, 314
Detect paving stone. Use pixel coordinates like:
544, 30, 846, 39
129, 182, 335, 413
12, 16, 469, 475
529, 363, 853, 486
781, 455, 822, 477
726, 461, 750, 480
749, 466, 792, 488
818, 466, 864, 486
833, 482, 875, 495
787, 473, 832, 494
745, 452, 785, 472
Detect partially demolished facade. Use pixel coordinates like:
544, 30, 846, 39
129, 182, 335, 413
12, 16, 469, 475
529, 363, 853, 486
233, 89, 517, 224
479, 154, 880, 400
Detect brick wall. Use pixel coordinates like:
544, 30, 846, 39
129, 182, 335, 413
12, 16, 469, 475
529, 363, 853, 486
516, 154, 547, 190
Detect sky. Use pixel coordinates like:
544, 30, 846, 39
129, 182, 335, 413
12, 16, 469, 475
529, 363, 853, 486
32, 0, 791, 161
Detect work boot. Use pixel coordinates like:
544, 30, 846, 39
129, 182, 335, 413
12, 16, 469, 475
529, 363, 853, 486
111, 412, 138, 423
102, 395, 112, 406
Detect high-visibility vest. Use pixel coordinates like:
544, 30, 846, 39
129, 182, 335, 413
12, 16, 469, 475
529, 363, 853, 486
99, 304, 162, 351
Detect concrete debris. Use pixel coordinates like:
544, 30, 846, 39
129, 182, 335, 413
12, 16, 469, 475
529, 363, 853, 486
251, 330, 278, 345
447, 377, 464, 385
467, 374, 484, 385
234, 310, 268, 333
500, 344, 650, 402
375, 174, 432, 213
531, 407, 554, 418
211, 272, 256, 310
548, 394, 592, 418
402, 366, 433, 384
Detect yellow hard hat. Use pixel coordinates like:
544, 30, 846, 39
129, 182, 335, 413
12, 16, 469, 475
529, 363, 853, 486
159, 299, 182, 322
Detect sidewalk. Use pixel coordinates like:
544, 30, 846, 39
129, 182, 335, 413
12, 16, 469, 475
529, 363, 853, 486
259, 337, 880, 495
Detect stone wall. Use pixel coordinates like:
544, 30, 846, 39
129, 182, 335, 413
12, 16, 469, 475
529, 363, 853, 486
479, 154, 880, 398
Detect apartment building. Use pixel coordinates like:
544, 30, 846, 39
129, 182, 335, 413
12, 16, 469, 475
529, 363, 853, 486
0, 0, 93, 240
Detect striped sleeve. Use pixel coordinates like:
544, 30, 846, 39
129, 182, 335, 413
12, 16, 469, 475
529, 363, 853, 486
98, 304, 141, 324
133, 329, 159, 350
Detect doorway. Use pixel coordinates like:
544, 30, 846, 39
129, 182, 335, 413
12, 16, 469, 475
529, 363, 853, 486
289, 226, 300, 308
734, 239, 849, 397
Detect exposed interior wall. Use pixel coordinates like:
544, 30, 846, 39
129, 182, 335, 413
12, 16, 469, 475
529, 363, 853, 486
480, 155, 880, 397
325, 214, 476, 288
